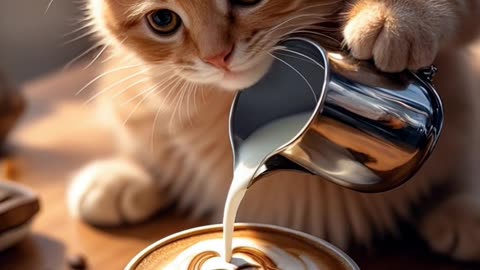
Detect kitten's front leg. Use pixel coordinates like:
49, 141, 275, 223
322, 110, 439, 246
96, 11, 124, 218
67, 158, 171, 226
343, 0, 453, 72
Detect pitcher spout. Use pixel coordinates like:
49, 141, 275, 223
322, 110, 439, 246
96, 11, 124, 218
247, 155, 314, 188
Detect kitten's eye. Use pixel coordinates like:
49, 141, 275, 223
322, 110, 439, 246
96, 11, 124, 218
147, 10, 182, 35
231, 0, 262, 7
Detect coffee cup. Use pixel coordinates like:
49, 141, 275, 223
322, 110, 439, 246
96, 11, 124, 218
126, 223, 359, 270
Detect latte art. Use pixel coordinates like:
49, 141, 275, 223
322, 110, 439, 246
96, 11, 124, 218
164, 238, 322, 270
188, 247, 277, 270
126, 225, 357, 270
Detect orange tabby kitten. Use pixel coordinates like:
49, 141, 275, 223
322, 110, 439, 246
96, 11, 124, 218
68, 0, 480, 261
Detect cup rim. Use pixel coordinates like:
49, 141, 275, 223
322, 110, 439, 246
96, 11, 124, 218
125, 223, 359, 270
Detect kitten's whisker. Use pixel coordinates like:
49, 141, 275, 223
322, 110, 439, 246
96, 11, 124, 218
256, 26, 322, 55
101, 53, 115, 64
184, 82, 194, 127
181, 84, 191, 125
159, 75, 184, 105
192, 84, 201, 115
169, 81, 188, 128
265, 14, 330, 37
296, 0, 342, 12
76, 63, 145, 96
148, 70, 182, 151
250, 10, 337, 57
150, 105, 163, 154
159, 79, 185, 130
63, 23, 93, 37
267, 14, 320, 33
83, 68, 149, 105
200, 85, 207, 103
63, 43, 102, 70
336, 13, 352, 21
83, 44, 109, 70
62, 30, 96, 46
69, 15, 94, 26
303, 25, 343, 32
248, 25, 306, 56
273, 48, 325, 70
251, 25, 302, 52
268, 52, 318, 103
306, 1, 341, 10
172, 89, 186, 128
160, 62, 210, 72
137, 69, 186, 105
292, 30, 342, 45
191, 84, 200, 122
111, 78, 149, 100
272, 52, 317, 65
250, 22, 319, 55
185, 82, 195, 126
150, 60, 215, 74
83, 37, 128, 69
101, 44, 132, 64
274, 19, 330, 37
123, 79, 174, 126
117, 36, 128, 45
121, 73, 177, 106
45, 0, 55, 14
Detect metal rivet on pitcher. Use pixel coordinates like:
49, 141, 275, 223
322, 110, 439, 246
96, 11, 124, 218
417, 65, 439, 84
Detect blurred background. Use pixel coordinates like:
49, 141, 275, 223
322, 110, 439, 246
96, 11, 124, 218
0, 0, 91, 83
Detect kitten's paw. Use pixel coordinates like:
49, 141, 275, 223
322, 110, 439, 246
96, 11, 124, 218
343, 1, 440, 72
420, 195, 480, 262
67, 159, 165, 226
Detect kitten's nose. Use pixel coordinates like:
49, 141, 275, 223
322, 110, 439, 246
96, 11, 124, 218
203, 45, 234, 70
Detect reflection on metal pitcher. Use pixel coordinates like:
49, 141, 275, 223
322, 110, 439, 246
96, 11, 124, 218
230, 37, 444, 193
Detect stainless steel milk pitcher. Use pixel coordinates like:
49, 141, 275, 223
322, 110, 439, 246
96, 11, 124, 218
229, 36, 444, 193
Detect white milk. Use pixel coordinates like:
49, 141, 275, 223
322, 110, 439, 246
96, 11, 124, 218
222, 112, 312, 262
162, 112, 314, 270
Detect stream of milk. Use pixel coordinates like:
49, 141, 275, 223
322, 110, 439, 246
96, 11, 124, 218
222, 112, 312, 262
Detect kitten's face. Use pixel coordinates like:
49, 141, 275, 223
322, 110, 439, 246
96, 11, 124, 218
91, 0, 338, 90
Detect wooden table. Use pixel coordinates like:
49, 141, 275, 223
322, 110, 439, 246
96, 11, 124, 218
0, 63, 479, 269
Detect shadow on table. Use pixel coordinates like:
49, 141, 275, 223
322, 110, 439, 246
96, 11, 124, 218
0, 234, 66, 270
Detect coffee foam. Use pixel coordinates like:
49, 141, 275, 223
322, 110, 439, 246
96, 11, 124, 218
166, 237, 321, 269
133, 227, 351, 270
